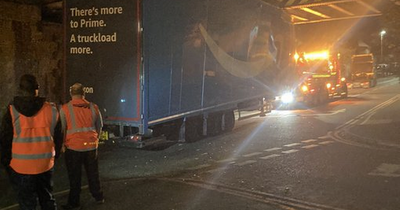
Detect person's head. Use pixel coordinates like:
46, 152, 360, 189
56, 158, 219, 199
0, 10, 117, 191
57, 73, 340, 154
19, 74, 39, 97
69, 83, 85, 99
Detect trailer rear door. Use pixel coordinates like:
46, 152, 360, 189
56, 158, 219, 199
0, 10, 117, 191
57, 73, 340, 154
64, 0, 142, 126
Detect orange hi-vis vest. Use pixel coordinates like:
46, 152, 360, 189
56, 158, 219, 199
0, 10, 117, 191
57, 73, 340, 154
9, 102, 58, 175
61, 100, 99, 152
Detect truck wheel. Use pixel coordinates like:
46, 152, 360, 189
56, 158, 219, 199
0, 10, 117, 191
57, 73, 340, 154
164, 121, 181, 141
313, 94, 320, 106
223, 111, 235, 132
184, 117, 202, 143
320, 90, 329, 104
341, 87, 348, 98
343, 91, 348, 98
304, 95, 315, 107
207, 113, 223, 136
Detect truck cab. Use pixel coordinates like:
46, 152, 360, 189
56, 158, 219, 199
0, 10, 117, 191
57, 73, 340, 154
275, 51, 347, 107
351, 54, 376, 88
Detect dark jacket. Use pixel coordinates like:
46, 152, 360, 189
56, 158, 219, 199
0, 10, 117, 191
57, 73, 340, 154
0, 96, 63, 168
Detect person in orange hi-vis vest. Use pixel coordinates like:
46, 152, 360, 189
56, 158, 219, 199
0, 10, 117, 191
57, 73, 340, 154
60, 83, 104, 210
0, 74, 63, 210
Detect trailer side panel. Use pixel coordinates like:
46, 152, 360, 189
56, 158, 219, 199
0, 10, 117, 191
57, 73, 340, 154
143, 0, 294, 122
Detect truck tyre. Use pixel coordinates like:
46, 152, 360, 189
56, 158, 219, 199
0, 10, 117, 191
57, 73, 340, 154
313, 94, 320, 106
304, 95, 315, 107
184, 117, 202, 143
320, 89, 329, 104
342, 91, 348, 98
341, 86, 348, 98
164, 121, 181, 141
207, 113, 223, 136
223, 111, 235, 132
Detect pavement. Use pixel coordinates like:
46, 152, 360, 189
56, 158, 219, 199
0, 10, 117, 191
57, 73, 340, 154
1, 176, 298, 210
344, 115, 400, 150
1, 137, 302, 210
342, 76, 400, 150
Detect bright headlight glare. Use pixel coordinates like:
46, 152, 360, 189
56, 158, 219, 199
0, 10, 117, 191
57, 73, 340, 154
301, 85, 308, 92
326, 83, 332, 89
281, 92, 294, 104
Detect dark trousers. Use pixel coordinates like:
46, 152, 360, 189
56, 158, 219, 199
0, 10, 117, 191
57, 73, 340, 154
8, 167, 57, 210
64, 149, 103, 206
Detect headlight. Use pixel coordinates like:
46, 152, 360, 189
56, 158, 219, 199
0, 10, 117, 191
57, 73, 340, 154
281, 92, 294, 104
326, 83, 332, 89
301, 85, 308, 92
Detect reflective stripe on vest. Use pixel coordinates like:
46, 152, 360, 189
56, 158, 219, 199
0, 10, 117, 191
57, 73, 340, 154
13, 152, 53, 159
62, 102, 98, 152
13, 136, 53, 143
67, 102, 96, 135
10, 103, 57, 175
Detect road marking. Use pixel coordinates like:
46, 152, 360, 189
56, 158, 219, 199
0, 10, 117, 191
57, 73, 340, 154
281, 149, 299, 154
319, 141, 335, 145
206, 168, 226, 174
264, 147, 281, 152
236, 160, 257, 166
316, 109, 346, 116
284, 143, 301, 147
217, 158, 237, 163
188, 164, 211, 170
260, 154, 281, 160
176, 179, 349, 210
302, 144, 319, 149
368, 163, 400, 177
242, 152, 263, 158
302, 139, 318, 143
337, 95, 400, 130
360, 119, 392, 125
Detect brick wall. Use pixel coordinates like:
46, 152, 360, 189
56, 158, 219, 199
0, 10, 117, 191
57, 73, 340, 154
0, 0, 62, 114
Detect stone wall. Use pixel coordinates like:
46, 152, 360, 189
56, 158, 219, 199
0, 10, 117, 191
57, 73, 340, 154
0, 0, 63, 114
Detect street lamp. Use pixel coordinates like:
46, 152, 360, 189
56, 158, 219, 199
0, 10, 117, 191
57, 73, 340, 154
380, 30, 386, 63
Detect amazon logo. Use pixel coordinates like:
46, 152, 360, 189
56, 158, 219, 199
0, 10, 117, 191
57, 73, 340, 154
83, 87, 94, 94
199, 23, 275, 78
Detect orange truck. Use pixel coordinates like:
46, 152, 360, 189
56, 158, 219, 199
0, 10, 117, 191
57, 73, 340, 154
276, 51, 348, 106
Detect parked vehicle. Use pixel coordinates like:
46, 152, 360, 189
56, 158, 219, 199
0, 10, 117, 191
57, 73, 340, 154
64, 0, 296, 146
375, 63, 388, 77
351, 54, 376, 88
